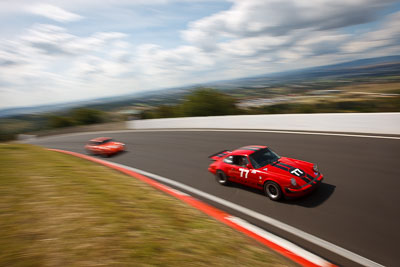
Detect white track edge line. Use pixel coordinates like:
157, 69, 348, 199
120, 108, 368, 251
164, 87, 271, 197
137, 160, 329, 265
108, 159, 329, 266
33, 128, 400, 140
108, 160, 384, 267
226, 216, 331, 267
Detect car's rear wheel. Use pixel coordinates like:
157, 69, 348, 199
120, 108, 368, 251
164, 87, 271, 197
216, 170, 229, 186
264, 181, 282, 201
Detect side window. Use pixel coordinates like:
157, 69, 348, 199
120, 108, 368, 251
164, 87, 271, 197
223, 156, 233, 164
232, 156, 248, 167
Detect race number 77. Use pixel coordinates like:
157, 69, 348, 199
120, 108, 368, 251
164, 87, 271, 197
239, 168, 249, 178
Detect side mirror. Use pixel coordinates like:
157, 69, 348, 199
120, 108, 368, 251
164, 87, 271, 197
246, 164, 252, 169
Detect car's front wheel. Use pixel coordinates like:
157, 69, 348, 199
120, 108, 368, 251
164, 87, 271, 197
215, 170, 229, 186
264, 181, 282, 201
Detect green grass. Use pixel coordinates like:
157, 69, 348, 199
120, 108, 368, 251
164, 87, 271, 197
0, 144, 294, 267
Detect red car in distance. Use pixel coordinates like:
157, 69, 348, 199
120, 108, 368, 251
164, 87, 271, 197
85, 137, 125, 157
208, 145, 323, 201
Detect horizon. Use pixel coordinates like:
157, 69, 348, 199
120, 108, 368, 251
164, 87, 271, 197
0, 54, 399, 112
1, 0, 400, 109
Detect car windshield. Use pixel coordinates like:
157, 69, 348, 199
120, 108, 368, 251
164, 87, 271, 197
89, 141, 101, 145
89, 139, 113, 145
249, 148, 280, 169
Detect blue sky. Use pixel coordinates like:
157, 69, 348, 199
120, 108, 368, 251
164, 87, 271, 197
0, 0, 400, 109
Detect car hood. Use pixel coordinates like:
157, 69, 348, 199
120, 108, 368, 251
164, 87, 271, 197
260, 157, 318, 185
111, 142, 124, 146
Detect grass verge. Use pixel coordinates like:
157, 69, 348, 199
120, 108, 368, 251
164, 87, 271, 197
0, 144, 295, 267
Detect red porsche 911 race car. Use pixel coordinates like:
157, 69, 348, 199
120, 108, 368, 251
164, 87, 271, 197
85, 137, 125, 157
208, 145, 323, 200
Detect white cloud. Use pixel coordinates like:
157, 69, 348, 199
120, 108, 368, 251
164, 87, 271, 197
342, 11, 400, 53
0, 23, 135, 108
182, 0, 396, 50
135, 44, 214, 78
27, 3, 83, 22
0, 0, 400, 109
218, 35, 289, 57
177, 0, 400, 75
18, 24, 127, 57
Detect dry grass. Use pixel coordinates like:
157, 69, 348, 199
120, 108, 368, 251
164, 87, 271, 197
0, 144, 295, 267
335, 81, 400, 94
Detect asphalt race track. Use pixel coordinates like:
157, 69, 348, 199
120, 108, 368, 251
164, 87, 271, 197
28, 130, 400, 266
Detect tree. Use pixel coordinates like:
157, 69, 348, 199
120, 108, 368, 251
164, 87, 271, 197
0, 127, 16, 141
181, 88, 239, 117
71, 108, 105, 125
155, 105, 181, 118
48, 116, 74, 128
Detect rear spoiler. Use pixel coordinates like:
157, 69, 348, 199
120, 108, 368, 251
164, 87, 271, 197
209, 150, 231, 161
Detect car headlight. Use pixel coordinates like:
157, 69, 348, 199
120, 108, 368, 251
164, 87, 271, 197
290, 178, 297, 186
313, 164, 319, 172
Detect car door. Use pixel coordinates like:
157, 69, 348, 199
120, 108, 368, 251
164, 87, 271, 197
226, 155, 252, 185
92, 144, 102, 154
236, 156, 263, 188
94, 141, 106, 154
227, 164, 242, 183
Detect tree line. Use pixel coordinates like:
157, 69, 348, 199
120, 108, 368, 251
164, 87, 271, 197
140, 88, 400, 119
48, 108, 106, 128
1, 87, 399, 142
141, 88, 240, 119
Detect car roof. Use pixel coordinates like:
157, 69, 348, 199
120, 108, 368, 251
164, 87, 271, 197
231, 145, 267, 156
89, 137, 112, 142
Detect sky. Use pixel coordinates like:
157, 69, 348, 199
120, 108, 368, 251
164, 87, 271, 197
0, 0, 400, 109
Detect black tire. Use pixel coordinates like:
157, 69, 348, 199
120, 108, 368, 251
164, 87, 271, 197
215, 170, 229, 186
264, 181, 282, 201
